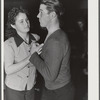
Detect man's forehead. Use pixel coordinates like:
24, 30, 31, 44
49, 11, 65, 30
39, 4, 48, 13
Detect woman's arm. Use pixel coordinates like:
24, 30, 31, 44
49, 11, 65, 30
4, 43, 30, 75
32, 33, 40, 41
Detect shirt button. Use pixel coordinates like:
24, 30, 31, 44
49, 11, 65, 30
27, 76, 29, 78
29, 50, 30, 52
28, 66, 30, 68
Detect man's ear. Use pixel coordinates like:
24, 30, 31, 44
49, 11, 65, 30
11, 24, 16, 29
50, 11, 57, 19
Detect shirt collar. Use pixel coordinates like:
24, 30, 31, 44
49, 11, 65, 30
14, 33, 36, 47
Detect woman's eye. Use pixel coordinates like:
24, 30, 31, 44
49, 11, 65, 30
20, 21, 23, 23
26, 20, 29, 23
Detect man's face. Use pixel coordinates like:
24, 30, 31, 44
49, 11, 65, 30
37, 4, 51, 28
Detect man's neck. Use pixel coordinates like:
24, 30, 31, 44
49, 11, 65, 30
44, 24, 60, 43
47, 22, 60, 35
47, 16, 60, 34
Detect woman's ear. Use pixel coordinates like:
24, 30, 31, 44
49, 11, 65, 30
11, 24, 16, 29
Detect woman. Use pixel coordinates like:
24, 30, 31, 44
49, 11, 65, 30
4, 7, 40, 100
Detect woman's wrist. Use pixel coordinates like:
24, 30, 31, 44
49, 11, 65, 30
27, 54, 31, 63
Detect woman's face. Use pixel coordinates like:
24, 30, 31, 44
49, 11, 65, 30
12, 12, 30, 34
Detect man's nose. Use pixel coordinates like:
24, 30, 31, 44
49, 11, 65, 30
37, 13, 40, 18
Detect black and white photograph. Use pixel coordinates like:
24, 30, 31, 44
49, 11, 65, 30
1, 0, 99, 100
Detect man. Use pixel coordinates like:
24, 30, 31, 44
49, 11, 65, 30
30, 0, 75, 100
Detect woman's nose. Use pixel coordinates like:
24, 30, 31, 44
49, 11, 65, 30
24, 21, 28, 26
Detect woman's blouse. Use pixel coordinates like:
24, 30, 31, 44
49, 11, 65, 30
4, 33, 37, 91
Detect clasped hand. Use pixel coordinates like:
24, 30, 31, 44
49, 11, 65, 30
30, 42, 44, 55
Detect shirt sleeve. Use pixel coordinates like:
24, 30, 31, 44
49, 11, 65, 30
4, 42, 15, 74
30, 39, 63, 81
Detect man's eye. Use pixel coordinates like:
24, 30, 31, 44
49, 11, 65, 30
40, 11, 42, 15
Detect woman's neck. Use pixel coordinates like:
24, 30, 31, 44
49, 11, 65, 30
17, 32, 29, 43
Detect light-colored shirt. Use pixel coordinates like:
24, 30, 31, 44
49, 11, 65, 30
4, 33, 37, 91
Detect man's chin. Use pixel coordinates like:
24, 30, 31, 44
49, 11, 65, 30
41, 27, 47, 30
40, 26, 46, 30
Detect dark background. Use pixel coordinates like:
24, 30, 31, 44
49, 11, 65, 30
4, 0, 88, 42
4, 0, 88, 100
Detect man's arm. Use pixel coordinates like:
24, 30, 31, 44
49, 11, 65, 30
30, 39, 63, 81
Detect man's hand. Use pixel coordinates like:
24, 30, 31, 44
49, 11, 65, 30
30, 43, 44, 55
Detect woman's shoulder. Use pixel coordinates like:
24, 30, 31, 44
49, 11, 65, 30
4, 37, 18, 50
4, 37, 15, 45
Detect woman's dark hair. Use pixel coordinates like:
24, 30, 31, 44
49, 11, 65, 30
5, 7, 29, 38
41, 0, 65, 26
